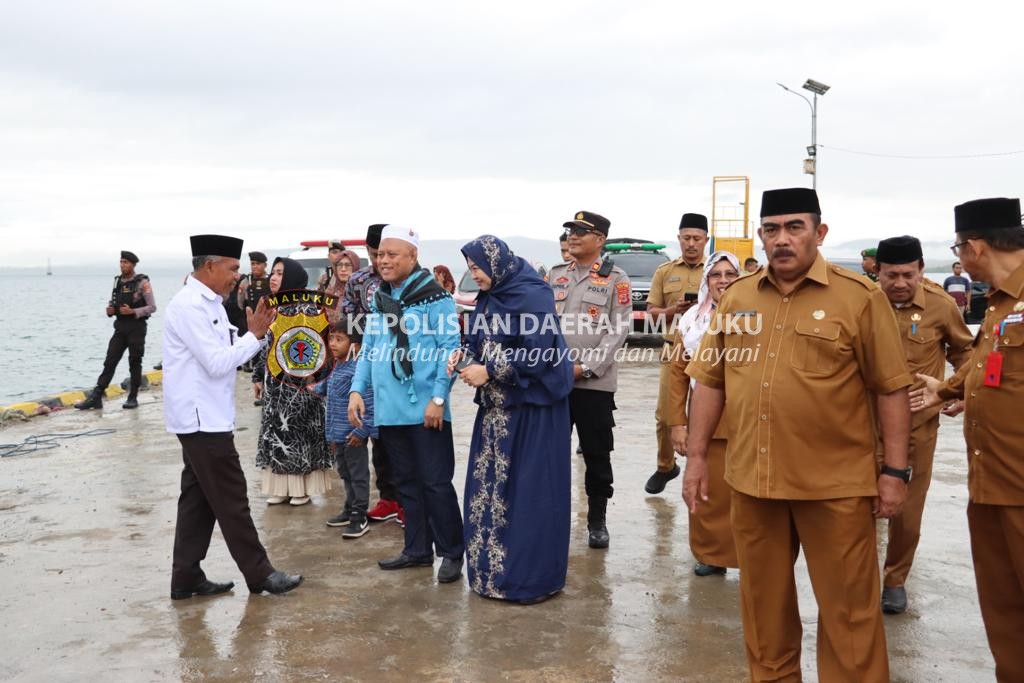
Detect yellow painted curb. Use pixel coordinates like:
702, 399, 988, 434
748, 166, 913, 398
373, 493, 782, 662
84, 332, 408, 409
54, 391, 87, 407
3, 401, 41, 415
144, 370, 163, 386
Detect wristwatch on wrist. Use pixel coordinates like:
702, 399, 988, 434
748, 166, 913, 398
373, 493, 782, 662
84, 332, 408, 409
880, 464, 912, 483
431, 396, 445, 407
580, 363, 595, 379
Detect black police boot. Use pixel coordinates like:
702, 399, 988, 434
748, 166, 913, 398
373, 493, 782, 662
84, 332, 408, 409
74, 387, 104, 410
587, 496, 609, 549
123, 391, 139, 410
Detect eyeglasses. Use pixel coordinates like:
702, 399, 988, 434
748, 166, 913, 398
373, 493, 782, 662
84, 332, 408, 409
949, 240, 969, 256
564, 226, 600, 237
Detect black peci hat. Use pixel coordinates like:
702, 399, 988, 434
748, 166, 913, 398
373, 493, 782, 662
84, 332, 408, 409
760, 188, 821, 218
366, 224, 387, 249
876, 236, 923, 265
678, 213, 709, 232
190, 234, 244, 259
248, 251, 268, 263
120, 250, 139, 264
563, 210, 610, 236
954, 197, 1022, 234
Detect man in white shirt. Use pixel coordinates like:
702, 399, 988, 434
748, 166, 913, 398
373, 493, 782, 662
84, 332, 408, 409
164, 234, 302, 600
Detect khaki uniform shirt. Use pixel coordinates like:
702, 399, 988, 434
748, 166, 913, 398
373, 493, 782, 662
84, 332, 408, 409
938, 261, 1024, 505
891, 280, 974, 428
666, 350, 728, 441
647, 258, 704, 341
686, 254, 913, 500
548, 259, 632, 393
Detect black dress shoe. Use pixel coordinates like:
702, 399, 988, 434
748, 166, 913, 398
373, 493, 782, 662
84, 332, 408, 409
248, 570, 303, 595
122, 395, 139, 410
588, 526, 610, 549
437, 557, 463, 583
378, 553, 434, 570
694, 562, 727, 576
882, 586, 907, 614
171, 579, 235, 600
644, 463, 681, 494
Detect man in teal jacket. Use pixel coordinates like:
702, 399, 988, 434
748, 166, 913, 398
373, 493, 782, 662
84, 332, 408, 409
349, 225, 465, 584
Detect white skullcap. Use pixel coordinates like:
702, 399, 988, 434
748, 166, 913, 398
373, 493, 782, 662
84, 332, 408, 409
379, 224, 420, 249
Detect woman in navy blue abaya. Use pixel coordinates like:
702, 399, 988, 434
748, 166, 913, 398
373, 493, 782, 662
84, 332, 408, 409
451, 235, 574, 604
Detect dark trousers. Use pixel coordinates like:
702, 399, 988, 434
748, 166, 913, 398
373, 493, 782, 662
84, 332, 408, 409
96, 317, 146, 392
568, 388, 616, 499
371, 437, 399, 501
172, 432, 274, 590
380, 422, 465, 560
334, 440, 370, 516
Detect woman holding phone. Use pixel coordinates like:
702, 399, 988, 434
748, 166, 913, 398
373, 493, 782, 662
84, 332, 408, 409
449, 235, 574, 604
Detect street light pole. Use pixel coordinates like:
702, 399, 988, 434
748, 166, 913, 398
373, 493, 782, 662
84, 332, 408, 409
777, 79, 830, 190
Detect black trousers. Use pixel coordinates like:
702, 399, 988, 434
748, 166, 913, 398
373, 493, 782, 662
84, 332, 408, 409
568, 388, 616, 500
379, 423, 465, 561
172, 432, 274, 590
371, 437, 398, 501
96, 317, 147, 391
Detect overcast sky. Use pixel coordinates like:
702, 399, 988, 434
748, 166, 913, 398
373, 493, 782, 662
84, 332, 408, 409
2, 0, 1022, 266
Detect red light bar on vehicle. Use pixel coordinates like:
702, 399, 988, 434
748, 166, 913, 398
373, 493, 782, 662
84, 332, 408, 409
299, 239, 367, 247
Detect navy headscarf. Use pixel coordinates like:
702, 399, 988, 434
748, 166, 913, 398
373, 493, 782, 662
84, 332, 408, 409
460, 235, 554, 318
272, 257, 309, 292
460, 235, 573, 406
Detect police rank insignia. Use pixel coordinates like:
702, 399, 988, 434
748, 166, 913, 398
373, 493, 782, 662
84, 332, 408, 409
812, 310, 826, 320
265, 288, 338, 387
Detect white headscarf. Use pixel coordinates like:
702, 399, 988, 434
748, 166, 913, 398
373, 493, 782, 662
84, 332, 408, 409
679, 250, 741, 356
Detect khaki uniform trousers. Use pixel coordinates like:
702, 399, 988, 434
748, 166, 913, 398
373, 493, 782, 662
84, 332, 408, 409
653, 344, 676, 472
968, 502, 1024, 683
688, 439, 737, 567
732, 492, 889, 683
883, 414, 940, 587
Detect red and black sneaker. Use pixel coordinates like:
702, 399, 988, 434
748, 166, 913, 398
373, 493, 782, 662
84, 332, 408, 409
367, 498, 400, 522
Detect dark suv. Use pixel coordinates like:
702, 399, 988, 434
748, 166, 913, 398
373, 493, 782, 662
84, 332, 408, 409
602, 238, 670, 333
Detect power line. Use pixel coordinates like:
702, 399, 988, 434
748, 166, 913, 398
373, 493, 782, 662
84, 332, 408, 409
820, 145, 1024, 160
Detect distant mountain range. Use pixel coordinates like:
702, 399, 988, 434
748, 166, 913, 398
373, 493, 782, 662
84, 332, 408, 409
1, 235, 959, 276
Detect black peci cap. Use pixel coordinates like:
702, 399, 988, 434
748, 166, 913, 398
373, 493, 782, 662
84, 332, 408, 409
248, 251, 267, 263
954, 198, 1022, 234
678, 213, 708, 231
190, 234, 244, 259
876, 236, 923, 265
120, 250, 139, 264
563, 210, 610, 236
760, 188, 821, 218
366, 224, 387, 249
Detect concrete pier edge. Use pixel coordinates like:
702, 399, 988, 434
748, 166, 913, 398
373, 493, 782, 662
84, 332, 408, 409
0, 369, 163, 421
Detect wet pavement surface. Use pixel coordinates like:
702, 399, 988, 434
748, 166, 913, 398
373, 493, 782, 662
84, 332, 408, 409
0, 360, 995, 681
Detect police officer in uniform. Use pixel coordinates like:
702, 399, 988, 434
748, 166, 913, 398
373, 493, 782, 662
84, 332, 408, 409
547, 211, 631, 548
685, 188, 912, 681
237, 251, 271, 321
76, 250, 156, 410
644, 212, 708, 494
912, 198, 1024, 682
873, 235, 973, 615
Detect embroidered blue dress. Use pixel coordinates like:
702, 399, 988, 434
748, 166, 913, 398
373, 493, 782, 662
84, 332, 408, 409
459, 236, 574, 601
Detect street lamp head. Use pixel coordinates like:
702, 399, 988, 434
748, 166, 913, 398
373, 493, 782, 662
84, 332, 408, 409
803, 79, 830, 95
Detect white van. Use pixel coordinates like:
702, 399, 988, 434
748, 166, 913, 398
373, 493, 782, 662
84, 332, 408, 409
288, 239, 370, 287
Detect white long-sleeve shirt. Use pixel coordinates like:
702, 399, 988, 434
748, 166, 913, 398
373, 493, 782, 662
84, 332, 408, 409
163, 275, 265, 434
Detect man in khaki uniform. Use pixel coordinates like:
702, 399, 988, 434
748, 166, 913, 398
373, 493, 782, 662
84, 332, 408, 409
874, 235, 974, 615
547, 211, 631, 549
684, 188, 913, 682
913, 197, 1024, 682
644, 213, 708, 494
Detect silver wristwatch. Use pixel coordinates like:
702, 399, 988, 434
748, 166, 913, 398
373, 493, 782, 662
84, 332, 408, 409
432, 396, 445, 407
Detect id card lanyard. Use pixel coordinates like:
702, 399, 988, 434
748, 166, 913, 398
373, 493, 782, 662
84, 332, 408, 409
986, 313, 1024, 387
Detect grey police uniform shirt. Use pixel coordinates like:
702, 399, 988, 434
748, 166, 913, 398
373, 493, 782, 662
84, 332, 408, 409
548, 259, 632, 393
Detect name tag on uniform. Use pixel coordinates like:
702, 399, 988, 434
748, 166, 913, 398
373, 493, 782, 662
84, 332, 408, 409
668, 276, 681, 283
